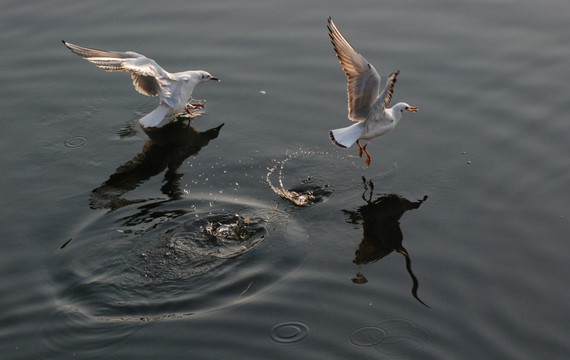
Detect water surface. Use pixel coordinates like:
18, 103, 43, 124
1, 0, 568, 359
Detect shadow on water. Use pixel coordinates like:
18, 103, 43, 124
89, 119, 224, 211
343, 177, 430, 308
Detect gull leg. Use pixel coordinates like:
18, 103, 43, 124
185, 104, 204, 113
363, 144, 371, 166
356, 140, 363, 158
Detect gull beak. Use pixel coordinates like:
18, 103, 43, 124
210, 77, 220, 82
408, 106, 419, 112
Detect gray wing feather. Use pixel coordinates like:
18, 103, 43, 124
378, 70, 399, 108
327, 17, 381, 122
62, 40, 170, 97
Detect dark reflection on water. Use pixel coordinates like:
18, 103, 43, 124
90, 119, 224, 211
50, 114, 310, 332
115, 199, 191, 230
343, 177, 429, 307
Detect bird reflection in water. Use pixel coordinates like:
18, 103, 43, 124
90, 119, 224, 212
342, 177, 429, 307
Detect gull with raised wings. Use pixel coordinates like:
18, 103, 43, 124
327, 17, 418, 166
63, 40, 219, 128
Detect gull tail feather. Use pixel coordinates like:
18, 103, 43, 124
329, 122, 366, 148
138, 104, 171, 128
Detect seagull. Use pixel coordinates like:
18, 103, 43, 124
62, 40, 220, 128
326, 17, 418, 166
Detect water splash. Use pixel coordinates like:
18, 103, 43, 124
266, 167, 318, 206
266, 149, 336, 206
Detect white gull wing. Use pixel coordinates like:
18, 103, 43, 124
327, 17, 381, 122
62, 40, 173, 101
365, 70, 401, 126
329, 121, 366, 148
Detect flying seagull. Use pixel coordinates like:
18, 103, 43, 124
326, 17, 418, 165
62, 40, 219, 128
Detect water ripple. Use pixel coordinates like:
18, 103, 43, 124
63, 136, 87, 148
348, 326, 386, 347
270, 322, 310, 344
347, 318, 429, 356
53, 196, 304, 324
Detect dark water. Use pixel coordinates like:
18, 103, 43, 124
1, 0, 568, 359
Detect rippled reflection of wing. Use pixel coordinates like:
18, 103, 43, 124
62, 40, 171, 97
327, 17, 381, 122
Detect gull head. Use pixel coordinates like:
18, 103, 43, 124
394, 102, 419, 114
196, 70, 220, 83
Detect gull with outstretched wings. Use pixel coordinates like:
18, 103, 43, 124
327, 17, 418, 166
63, 40, 219, 128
